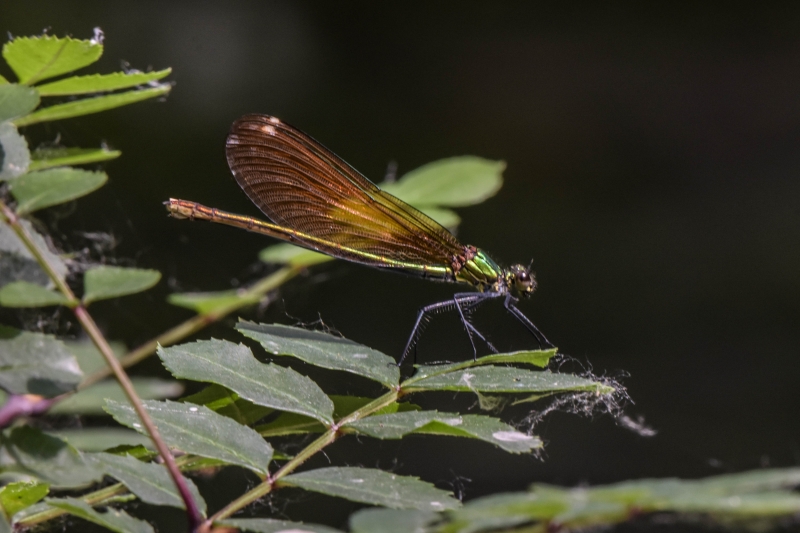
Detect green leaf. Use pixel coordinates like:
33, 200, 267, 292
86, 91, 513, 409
0, 427, 101, 488
104, 399, 273, 475
0, 481, 48, 518
0, 122, 30, 180
9, 168, 107, 214
0, 281, 68, 307
47, 429, 151, 452
258, 243, 331, 267
82, 266, 161, 304
28, 146, 121, 171
349, 508, 437, 533
347, 411, 541, 454
409, 349, 558, 384
13, 86, 171, 127
181, 384, 273, 425
417, 206, 460, 229
404, 366, 614, 394
167, 289, 253, 315
50, 378, 183, 415
87, 452, 206, 513
36, 68, 172, 96
0, 218, 68, 285
237, 321, 400, 387
0, 325, 82, 396
46, 498, 154, 533
281, 466, 460, 511
220, 518, 344, 533
64, 339, 127, 375
3, 35, 103, 84
0, 84, 39, 123
158, 339, 334, 424
381, 157, 504, 207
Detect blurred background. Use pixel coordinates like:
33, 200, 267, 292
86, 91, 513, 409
2, 1, 799, 529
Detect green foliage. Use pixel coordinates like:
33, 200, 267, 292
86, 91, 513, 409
0, 84, 39, 122
46, 498, 153, 533
36, 68, 172, 96
3, 35, 103, 84
0, 481, 49, 519
29, 146, 121, 171
9, 168, 107, 214
0, 281, 69, 307
0, 326, 82, 396
82, 266, 161, 304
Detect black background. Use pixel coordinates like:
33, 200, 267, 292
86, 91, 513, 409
3, 2, 799, 530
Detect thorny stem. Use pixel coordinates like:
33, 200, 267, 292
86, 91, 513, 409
0, 200, 203, 531
205, 389, 402, 526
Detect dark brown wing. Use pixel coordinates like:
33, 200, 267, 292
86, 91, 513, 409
225, 114, 465, 267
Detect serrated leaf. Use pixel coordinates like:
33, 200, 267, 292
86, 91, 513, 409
0, 427, 101, 488
36, 68, 172, 96
0, 281, 68, 307
46, 498, 154, 533
349, 508, 437, 533
13, 86, 171, 127
104, 399, 273, 474
0, 218, 67, 284
220, 518, 344, 533
0, 84, 39, 122
0, 122, 30, 180
0, 325, 82, 396
9, 168, 107, 214
82, 266, 161, 304
347, 411, 541, 454
47, 428, 151, 452
50, 378, 182, 415
381, 157, 504, 207
3, 35, 102, 84
281, 466, 460, 511
409, 349, 558, 383
181, 384, 273, 425
87, 452, 206, 513
158, 339, 334, 424
237, 321, 400, 387
0, 481, 48, 518
167, 289, 254, 315
28, 146, 121, 171
258, 243, 331, 267
404, 366, 614, 394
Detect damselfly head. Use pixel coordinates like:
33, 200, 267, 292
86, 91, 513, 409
506, 263, 537, 297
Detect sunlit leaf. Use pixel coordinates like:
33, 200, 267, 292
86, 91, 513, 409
9, 168, 107, 214
167, 289, 254, 315
0, 122, 30, 180
28, 146, 121, 171
0, 325, 82, 396
36, 68, 172, 96
46, 498, 154, 533
349, 508, 437, 533
13, 86, 171, 127
158, 340, 334, 424
0, 218, 68, 284
104, 399, 273, 474
87, 452, 206, 513
2, 35, 103, 84
47, 428, 151, 452
258, 243, 331, 267
236, 321, 400, 387
416, 206, 460, 229
82, 266, 161, 304
0, 281, 68, 307
0, 481, 49, 518
404, 366, 614, 394
381, 156, 504, 207
50, 378, 183, 415
0, 84, 39, 123
181, 384, 273, 426
281, 466, 460, 511
220, 518, 344, 533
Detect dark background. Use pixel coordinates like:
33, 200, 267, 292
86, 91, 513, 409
3, 2, 800, 530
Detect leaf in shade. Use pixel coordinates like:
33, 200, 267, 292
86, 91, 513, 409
381, 157, 504, 207
0, 326, 82, 396
28, 146, 120, 172
50, 378, 183, 415
409, 349, 559, 383
2, 35, 102, 84
349, 508, 438, 533
158, 340, 334, 424
0, 121, 30, 180
0, 481, 49, 518
347, 411, 541, 454
220, 518, 344, 533
87, 452, 206, 513
47, 429, 151, 452
0, 427, 101, 488
404, 366, 615, 395
9, 168, 107, 214
0, 84, 39, 122
13, 86, 171, 127
0, 281, 68, 307
236, 321, 400, 387
0, 218, 68, 285
82, 266, 161, 304
281, 467, 460, 511
64, 339, 127, 375
167, 289, 254, 315
258, 242, 331, 267
104, 399, 273, 475
46, 498, 154, 533
181, 384, 273, 426
35, 68, 172, 96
